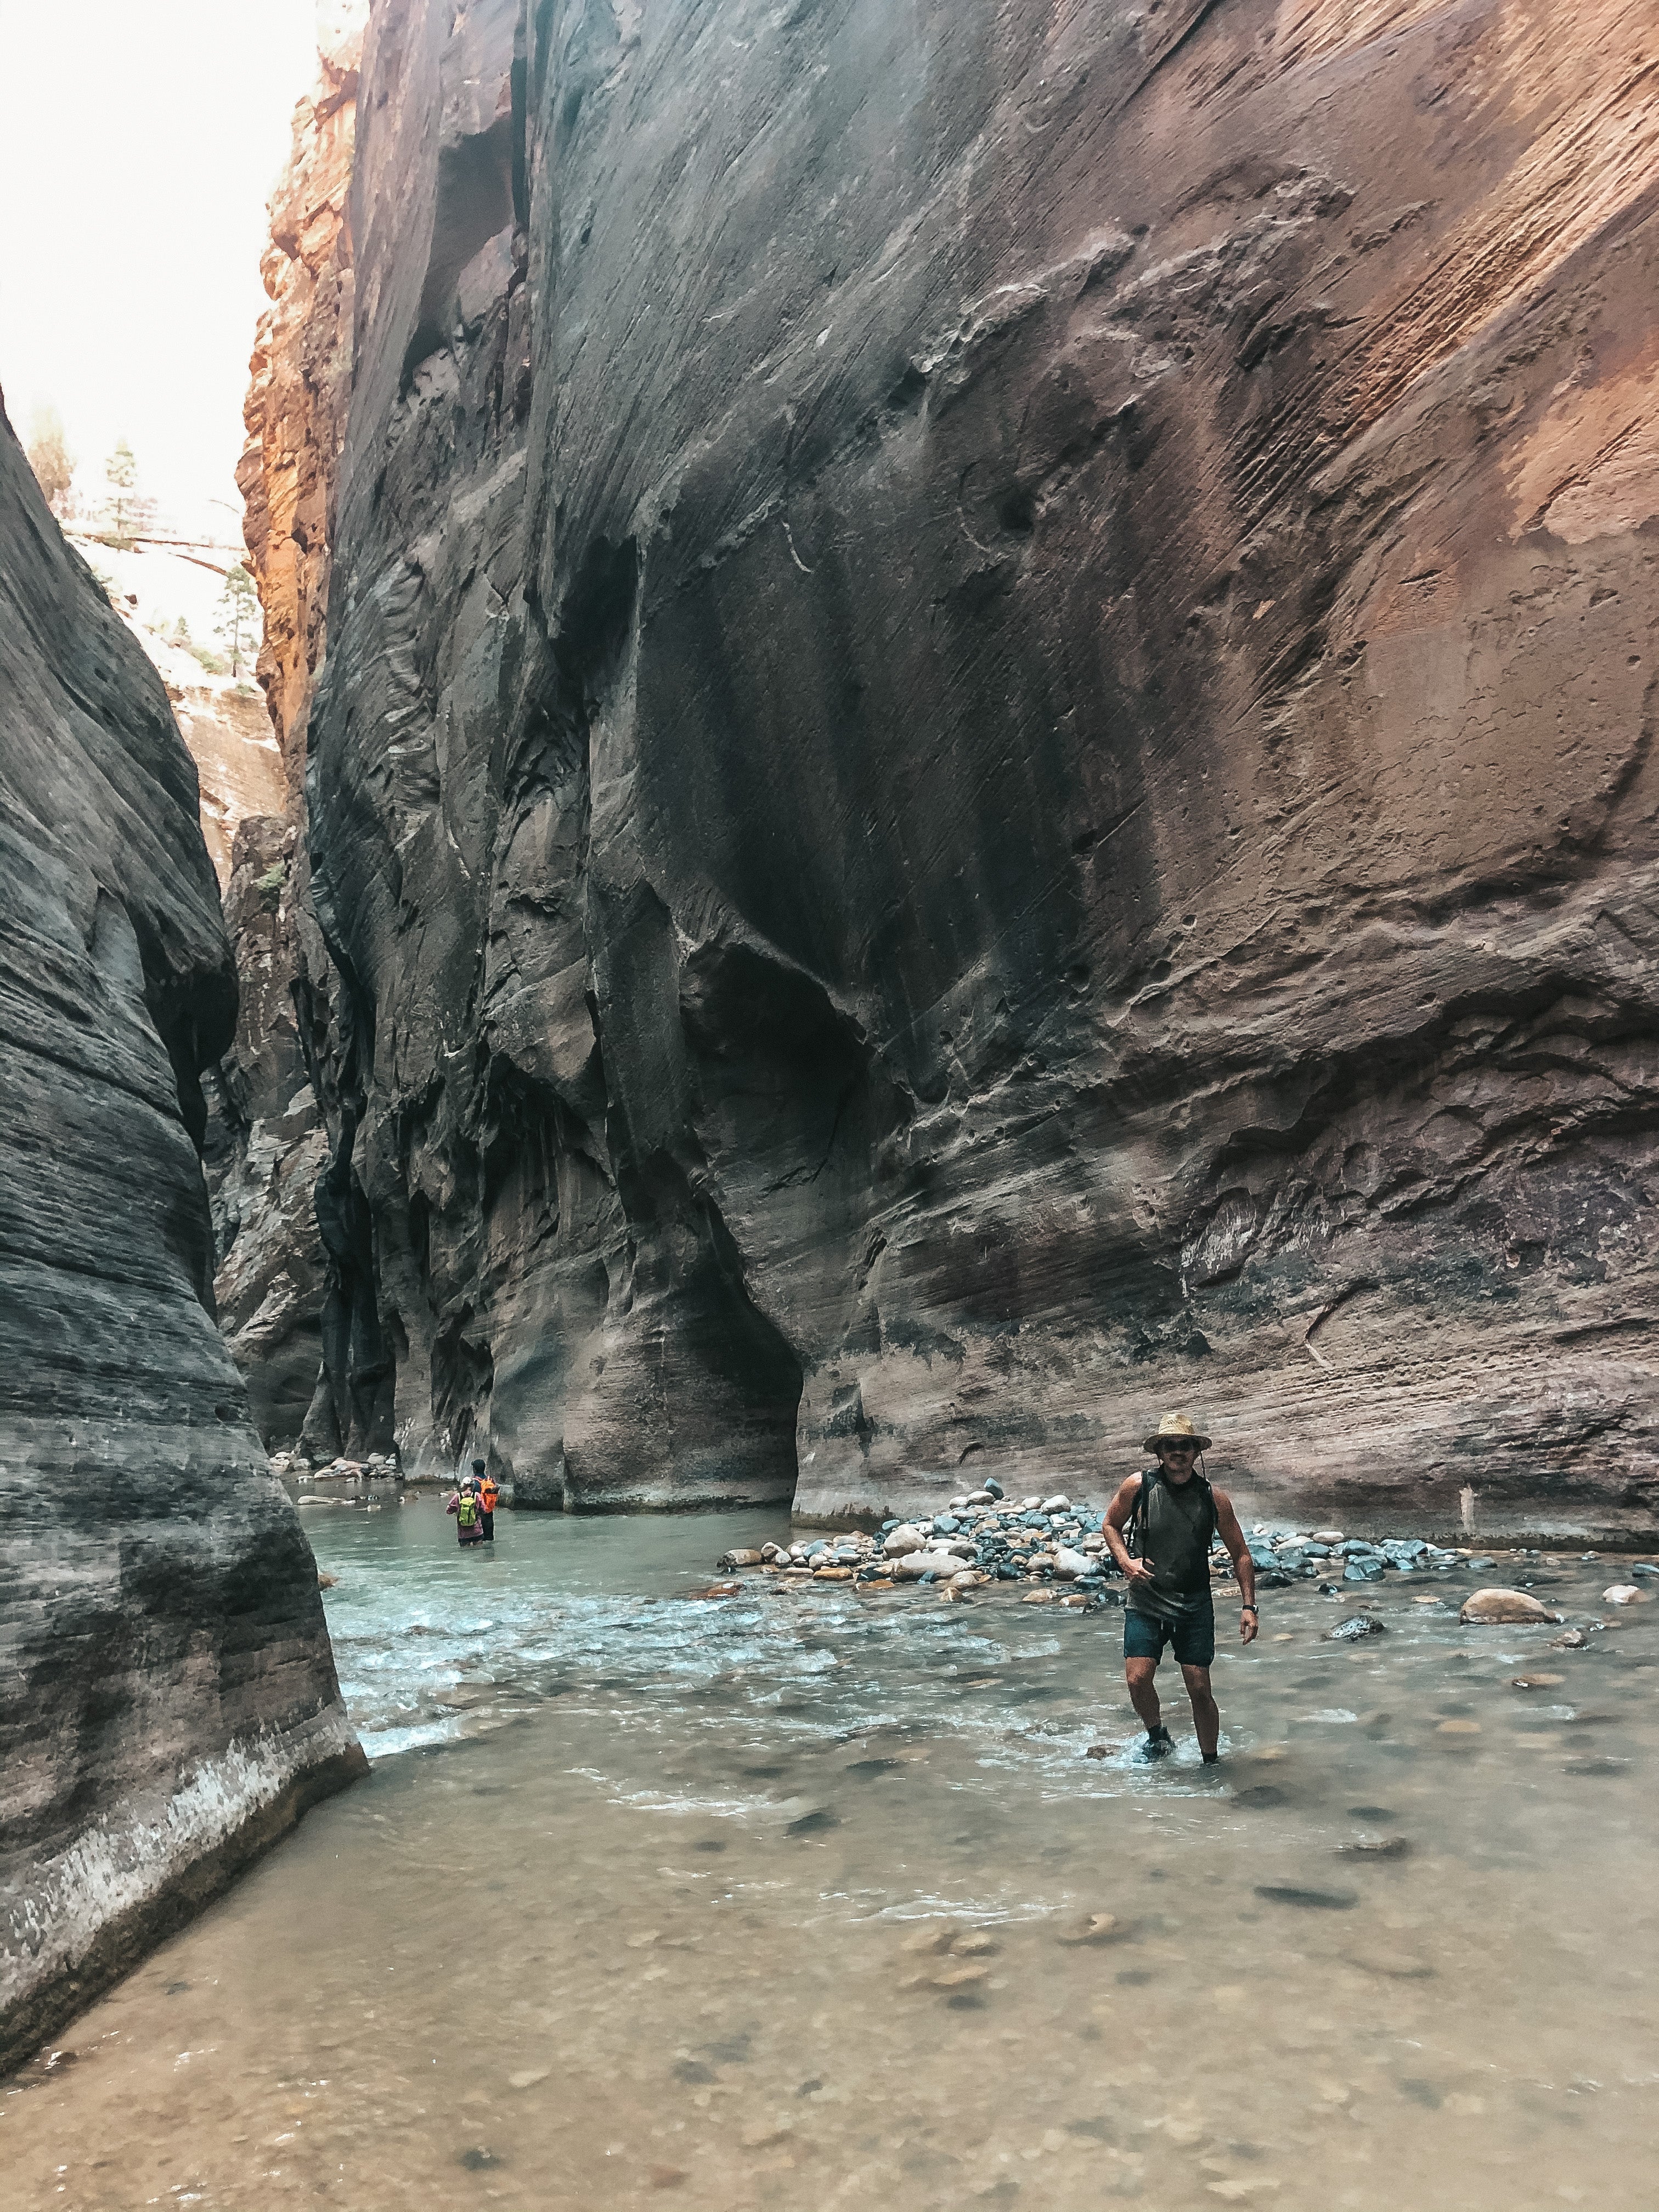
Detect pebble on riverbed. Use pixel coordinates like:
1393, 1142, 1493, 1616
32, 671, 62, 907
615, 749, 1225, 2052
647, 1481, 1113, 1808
1057, 1912, 1125, 1946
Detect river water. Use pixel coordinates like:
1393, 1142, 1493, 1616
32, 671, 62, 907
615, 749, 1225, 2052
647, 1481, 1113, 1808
5, 1497, 1658, 2209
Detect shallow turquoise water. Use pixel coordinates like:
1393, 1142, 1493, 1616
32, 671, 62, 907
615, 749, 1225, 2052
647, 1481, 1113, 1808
5, 1500, 1657, 2210
313, 1497, 798, 1758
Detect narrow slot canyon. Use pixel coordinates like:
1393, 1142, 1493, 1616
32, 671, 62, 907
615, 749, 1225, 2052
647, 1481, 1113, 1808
3, 1, 1658, 2202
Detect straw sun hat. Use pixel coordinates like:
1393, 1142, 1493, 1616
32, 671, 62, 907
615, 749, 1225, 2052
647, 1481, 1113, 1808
1142, 1411, 1212, 1454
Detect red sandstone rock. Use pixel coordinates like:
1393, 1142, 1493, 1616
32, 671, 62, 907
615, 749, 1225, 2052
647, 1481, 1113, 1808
261, 0, 1659, 1532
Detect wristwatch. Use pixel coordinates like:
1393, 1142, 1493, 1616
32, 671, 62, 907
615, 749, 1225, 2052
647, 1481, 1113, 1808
1241, 1604, 1258, 1614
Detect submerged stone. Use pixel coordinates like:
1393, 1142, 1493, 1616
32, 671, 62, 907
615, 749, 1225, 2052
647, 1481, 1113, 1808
785, 1808, 840, 1836
1327, 1613, 1386, 1641
1254, 1886, 1359, 1911
1058, 1914, 1124, 1945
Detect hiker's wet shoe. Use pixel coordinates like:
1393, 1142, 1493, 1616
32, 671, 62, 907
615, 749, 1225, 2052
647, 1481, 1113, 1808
1141, 1726, 1174, 1760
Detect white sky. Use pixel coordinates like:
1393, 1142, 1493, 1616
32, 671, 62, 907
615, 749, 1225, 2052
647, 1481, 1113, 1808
0, 0, 321, 546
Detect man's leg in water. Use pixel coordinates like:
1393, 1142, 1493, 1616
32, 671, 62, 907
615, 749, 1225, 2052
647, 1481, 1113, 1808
1180, 1663, 1220, 1758
1125, 1656, 1163, 1734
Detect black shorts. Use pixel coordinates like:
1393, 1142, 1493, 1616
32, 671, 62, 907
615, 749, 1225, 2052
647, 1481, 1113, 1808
1124, 1598, 1216, 1668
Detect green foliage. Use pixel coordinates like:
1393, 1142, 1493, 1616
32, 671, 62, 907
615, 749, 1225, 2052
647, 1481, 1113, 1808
26, 404, 74, 512
103, 437, 139, 548
216, 562, 259, 678
151, 612, 227, 675
255, 861, 287, 912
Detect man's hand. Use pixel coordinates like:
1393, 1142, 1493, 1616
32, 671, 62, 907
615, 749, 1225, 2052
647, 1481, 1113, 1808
1240, 1607, 1258, 1645
1122, 1554, 1156, 1585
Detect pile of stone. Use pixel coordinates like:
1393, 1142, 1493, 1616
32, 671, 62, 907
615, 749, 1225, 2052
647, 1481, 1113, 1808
271, 1451, 400, 1481
719, 1481, 1116, 1596
716, 1498, 1616, 1600
1245, 1528, 1475, 1587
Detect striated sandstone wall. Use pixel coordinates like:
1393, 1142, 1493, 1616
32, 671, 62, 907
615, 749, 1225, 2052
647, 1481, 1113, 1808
217, 2, 377, 1455
239, 0, 364, 807
0, 399, 362, 2073
301, 0, 1659, 1533
64, 549, 289, 890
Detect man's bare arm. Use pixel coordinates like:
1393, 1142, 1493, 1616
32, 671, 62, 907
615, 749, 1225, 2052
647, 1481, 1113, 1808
1212, 1487, 1258, 1643
1103, 1474, 1155, 1584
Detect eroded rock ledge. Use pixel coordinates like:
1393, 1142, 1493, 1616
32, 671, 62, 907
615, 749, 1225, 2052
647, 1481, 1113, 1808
0, 404, 362, 2073
296, 0, 1657, 1535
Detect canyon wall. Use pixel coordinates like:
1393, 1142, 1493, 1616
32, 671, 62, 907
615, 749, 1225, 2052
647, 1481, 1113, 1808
0, 400, 362, 2072
217, 3, 374, 1455
301, 0, 1659, 1533
168, 668, 285, 888
84, 599, 286, 890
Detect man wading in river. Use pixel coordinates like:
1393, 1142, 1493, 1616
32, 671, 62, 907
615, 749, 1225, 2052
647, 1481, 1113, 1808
1102, 1413, 1257, 1762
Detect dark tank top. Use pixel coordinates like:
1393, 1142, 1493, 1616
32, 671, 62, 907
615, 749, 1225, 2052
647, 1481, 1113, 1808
1127, 1469, 1215, 1621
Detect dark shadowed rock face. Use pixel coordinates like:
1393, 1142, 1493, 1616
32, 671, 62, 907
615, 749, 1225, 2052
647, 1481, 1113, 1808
0, 405, 362, 2072
206, 814, 334, 1447
306, 0, 1659, 1533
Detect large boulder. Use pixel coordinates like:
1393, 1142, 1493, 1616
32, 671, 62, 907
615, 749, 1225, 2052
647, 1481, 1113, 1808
0, 402, 362, 2072
1459, 1589, 1562, 1626
302, 0, 1659, 1531
883, 1523, 932, 1558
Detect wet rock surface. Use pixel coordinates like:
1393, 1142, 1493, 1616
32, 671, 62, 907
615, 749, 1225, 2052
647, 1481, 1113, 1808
290, 0, 1659, 1525
1460, 1589, 1561, 1625
0, 402, 362, 2072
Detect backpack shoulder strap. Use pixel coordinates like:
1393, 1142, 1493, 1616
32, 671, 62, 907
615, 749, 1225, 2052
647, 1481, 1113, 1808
1126, 1468, 1156, 1549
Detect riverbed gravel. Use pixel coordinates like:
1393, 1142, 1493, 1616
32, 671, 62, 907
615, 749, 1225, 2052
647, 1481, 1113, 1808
711, 1485, 1598, 1604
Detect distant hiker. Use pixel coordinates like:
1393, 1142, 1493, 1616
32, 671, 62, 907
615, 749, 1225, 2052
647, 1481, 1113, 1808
474, 1458, 499, 1543
446, 1475, 484, 1548
1102, 1413, 1257, 1763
